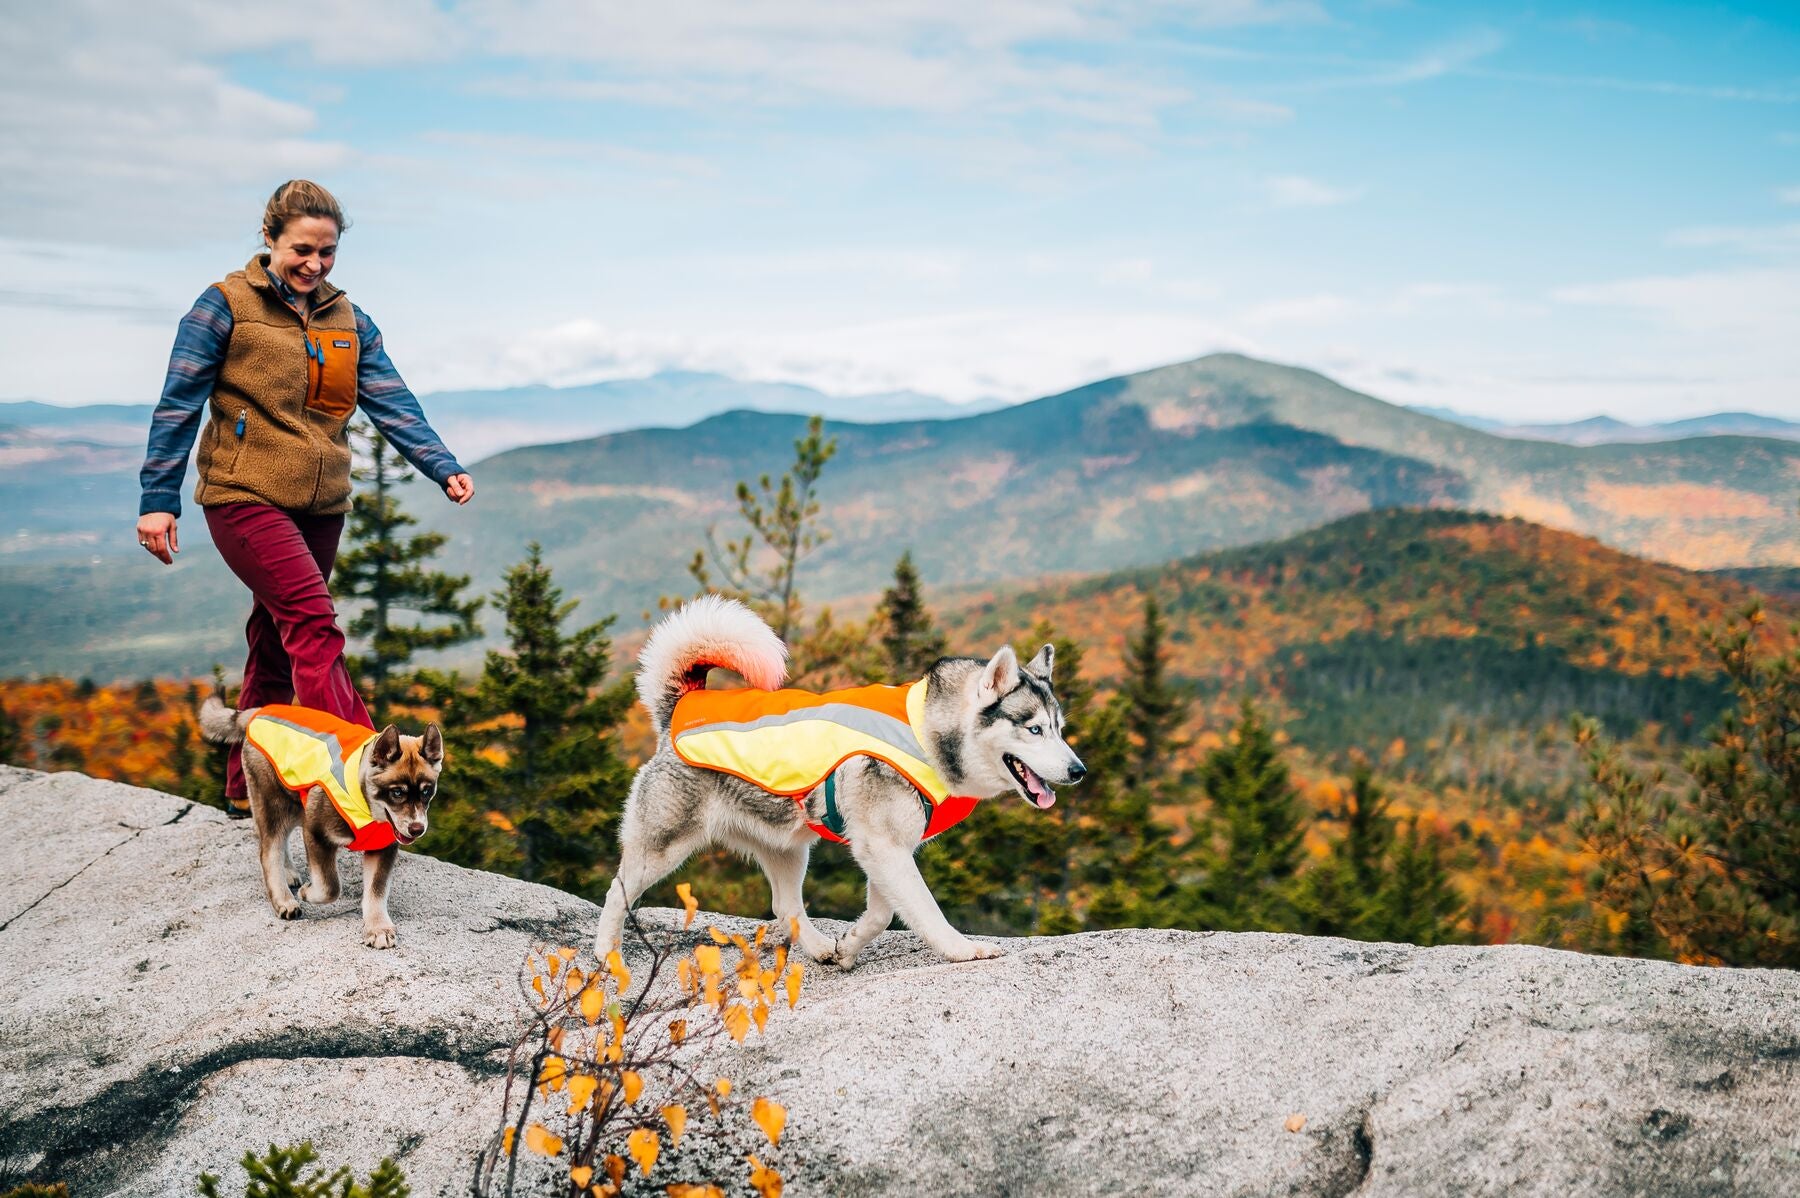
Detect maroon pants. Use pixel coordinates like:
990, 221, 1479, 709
204, 503, 371, 800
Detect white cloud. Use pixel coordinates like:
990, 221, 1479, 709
0, 4, 351, 243
1778, 186, 1800, 206
1263, 174, 1364, 208
1665, 223, 1800, 257
408, 306, 1257, 403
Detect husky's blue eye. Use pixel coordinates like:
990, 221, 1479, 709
1028, 725, 1043, 736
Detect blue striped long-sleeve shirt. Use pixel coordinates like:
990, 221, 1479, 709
139, 276, 466, 517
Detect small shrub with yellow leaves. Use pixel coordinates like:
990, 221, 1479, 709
473, 884, 802, 1197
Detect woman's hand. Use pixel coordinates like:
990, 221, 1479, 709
445, 473, 475, 505
137, 513, 178, 564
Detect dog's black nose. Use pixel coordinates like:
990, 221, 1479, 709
1067, 761, 1088, 784
407, 822, 426, 838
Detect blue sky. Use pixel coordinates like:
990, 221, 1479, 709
2, 0, 1797, 422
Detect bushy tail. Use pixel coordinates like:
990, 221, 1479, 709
637, 595, 787, 733
197, 695, 255, 745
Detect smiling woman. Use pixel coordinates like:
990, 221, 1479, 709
133, 179, 476, 817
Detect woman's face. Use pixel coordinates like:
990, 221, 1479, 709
264, 215, 340, 297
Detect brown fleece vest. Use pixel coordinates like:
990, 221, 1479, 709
193, 256, 362, 514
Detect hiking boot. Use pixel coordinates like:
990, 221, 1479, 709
227, 795, 252, 820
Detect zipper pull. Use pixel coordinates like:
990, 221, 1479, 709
235, 410, 246, 437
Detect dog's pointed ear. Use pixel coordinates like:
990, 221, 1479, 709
1024, 642, 1054, 682
979, 645, 1021, 698
371, 724, 402, 766
421, 723, 444, 765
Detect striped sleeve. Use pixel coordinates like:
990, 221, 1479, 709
353, 305, 465, 487
139, 287, 232, 517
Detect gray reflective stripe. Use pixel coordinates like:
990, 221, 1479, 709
676, 702, 928, 762
255, 713, 353, 796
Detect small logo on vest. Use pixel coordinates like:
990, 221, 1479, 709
332, 339, 352, 349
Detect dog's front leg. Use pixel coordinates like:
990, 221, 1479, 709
829, 882, 894, 971
361, 844, 399, 949
851, 834, 1001, 963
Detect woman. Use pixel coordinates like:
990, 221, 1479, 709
136, 179, 473, 817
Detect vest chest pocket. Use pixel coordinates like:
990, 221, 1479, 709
305, 332, 360, 421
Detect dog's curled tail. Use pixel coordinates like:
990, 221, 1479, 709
637, 594, 787, 732
197, 695, 255, 745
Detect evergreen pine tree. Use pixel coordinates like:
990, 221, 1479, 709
1189, 700, 1306, 931
334, 423, 483, 723
430, 543, 632, 899
1119, 594, 1186, 792
1576, 605, 1800, 966
1376, 815, 1467, 946
0, 700, 21, 765
876, 550, 947, 681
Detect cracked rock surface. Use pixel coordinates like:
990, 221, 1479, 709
2, 767, 1798, 1196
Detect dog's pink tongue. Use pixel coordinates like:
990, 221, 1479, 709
1023, 763, 1056, 809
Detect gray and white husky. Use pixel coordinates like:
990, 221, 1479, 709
595, 595, 1087, 968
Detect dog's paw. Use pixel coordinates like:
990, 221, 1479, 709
943, 940, 1003, 962
273, 898, 301, 921
363, 924, 397, 950
299, 883, 338, 905
826, 936, 860, 972
284, 868, 303, 890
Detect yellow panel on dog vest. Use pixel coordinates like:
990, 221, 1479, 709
669, 679, 979, 843
244, 705, 396, 853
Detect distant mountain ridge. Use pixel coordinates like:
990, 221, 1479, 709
1409, 404, 1800, 446
4, 352, 1797, 678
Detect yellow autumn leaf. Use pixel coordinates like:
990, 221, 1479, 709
662, 1103, 687, 1146
1285, 1113, 1307, 1133
501, 1127, 515, 1157
677, 959, 695, 992
606, 949, 632, 993
784, 964, 803, 1009
546, 1027, 566, 1053
708, 926, 729, 945
524, 1122, 564, 1156
772, 946, 788, 975
722, 1003, 750, 1043
668, 1018, 687, 1045
557, 946, 578, 960
570, 1165, 593, 1188
627, 1128, 660, 1176
603, 1154, 627, 1187
715, 1078, 733, 1099
667, 1186, 724, 1198
622, 1070, 644, 1105
581, 983, 604, 1025
751, 1097, 787, 1146
753, 924, 767, 948
676, 881, 699, 928
752, 1000, 769, 1034
567, 1073, 598, 1113
565, 966, 586, 996
788, 917, 800, 942
531, 975, 546, 1002
547, 955, 563, 981
737, 976, 761, 1000
539, 1055, 567, 1091
484, 809, 515, 833
695, 945, 722, 976
747, 1154, 783, 1198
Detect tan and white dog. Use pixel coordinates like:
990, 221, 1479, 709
200, 697, 443, 949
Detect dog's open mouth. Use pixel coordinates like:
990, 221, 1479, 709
389, 821, 419, 846
1004, 754, 1056, 809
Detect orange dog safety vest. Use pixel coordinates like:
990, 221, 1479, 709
669, 680, 979, 843
244, 705, 396, 852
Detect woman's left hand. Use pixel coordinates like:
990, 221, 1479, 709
445, 473, 475, 505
